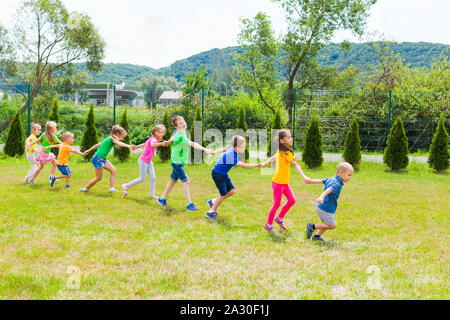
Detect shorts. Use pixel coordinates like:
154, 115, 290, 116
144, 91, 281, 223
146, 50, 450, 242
35, 150, 56, 164
170, 163, 188, 183
316, 206, 336, 226
57, 164, 71, 176
92, 155, 107, 169
211, 170, 235, 196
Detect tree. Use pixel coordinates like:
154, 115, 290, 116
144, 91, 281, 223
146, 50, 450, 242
343, 118, 362, 168
158, 110, 172, 162
181, 65, 209, 107
115, 108, 130, 162
428, 113, 449, 172
138, 74, 179, 108
383, 116, 409, 171
272, 0, 376, 124
190, 106, 205, 164
81, 104, 99, 161
4, 108, 25, 157
236, 105, 250, 162
236, 12, 279, 114
268, 108, 283, 157
302, 116, 323, 168
0, 0, 105, 133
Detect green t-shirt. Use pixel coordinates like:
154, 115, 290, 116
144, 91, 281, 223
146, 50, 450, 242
39, 134, 60, 154
170, 130, 190, 165
95, 137, 116, 159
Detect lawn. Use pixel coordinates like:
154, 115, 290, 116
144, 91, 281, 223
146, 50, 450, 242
0, 154, 448, 299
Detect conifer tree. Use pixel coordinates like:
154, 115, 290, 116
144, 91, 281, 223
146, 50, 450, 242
4, 108, 25, 157
428, 113, 449, 172
384, 116, 409, 171
158, 110, 172, 162
302, 116, 323, 169
81, 104, 99, 161
343, 118, 362, 168
115, 108, 131, 162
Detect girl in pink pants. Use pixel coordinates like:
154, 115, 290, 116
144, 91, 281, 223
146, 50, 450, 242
261, 129, 310, 231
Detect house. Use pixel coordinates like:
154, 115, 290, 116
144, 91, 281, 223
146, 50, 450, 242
159, 90, 183, 106
76, 83, 145, 107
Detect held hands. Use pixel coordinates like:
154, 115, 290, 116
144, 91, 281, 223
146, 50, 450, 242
304, 176, 312, 184
82, 151, 89, 156
129, 145, 137, 151
162, 141, 169, 147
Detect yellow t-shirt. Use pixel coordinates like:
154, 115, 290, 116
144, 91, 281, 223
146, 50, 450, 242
56, 143, 73, 166
272, 150, 296, 185
27, 134, 37, 154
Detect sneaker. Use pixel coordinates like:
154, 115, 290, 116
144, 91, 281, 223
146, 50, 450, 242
64, 185, 72, 189
306, 223, 315, 239
29, 179, 35, 184
264, 223, 274, 232
205, 211, 218, 219
157, 198, 167, 207
50, 175, 56, 187
312, 235, 326, 243
109, 188, 120, 193
122, 184, 129, 197
80, 188, 88, 192
187, 203, 198, 211
207, 199, 215, 209
23, 178, 29, 184
274, 217, 287, 230
49, 175, 53, 184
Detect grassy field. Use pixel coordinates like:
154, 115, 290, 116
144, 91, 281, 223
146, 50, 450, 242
0, 154, 448, 299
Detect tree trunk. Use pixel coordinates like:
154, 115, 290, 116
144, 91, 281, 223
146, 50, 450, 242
286, 77, 295, 126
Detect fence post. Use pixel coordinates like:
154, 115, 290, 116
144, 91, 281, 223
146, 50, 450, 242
388, 89, 392, 134
292, 88, 296, 150
113, 85, 116, 125
27, 84, 31, 136
201, 87, 205, 129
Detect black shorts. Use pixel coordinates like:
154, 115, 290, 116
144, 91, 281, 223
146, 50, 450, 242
211, 170, 235, 196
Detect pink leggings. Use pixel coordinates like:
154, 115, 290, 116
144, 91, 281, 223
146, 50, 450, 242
267, 182, 296, 225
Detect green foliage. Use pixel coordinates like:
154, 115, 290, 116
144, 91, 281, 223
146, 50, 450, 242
384, 116, 409, 171
302, 116, 323, 169
115, 108, 131, 162
190, 106, 205, 164
236, 105, 249, 162
4, 109, 25, 157
138, 74, 180, 107
80, 104, 99, 161
2, 91, 8, 101
267, 109, 283, 157
428, 113, 449, 172
181, 65, 209, 107
158, 110, 172, 162
343, 118, 362, 168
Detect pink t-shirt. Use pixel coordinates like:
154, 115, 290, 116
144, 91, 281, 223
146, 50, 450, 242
139, 136, 158, 163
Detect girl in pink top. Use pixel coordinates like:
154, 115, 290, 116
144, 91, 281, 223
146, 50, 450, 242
122, 125, 169, 199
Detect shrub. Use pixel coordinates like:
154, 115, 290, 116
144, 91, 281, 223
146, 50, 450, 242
190, 106, 205, 164
236, 105, 249, 162
81, 104, 99, 161
267, 108, 282, 157
115, 108, 131, 162
4, 109, 25, 157
428, 113, 449, 172
302, 116, 323, 169
384, 116, 409, 171
342, 118, 362, 168
158, 110, 172, 162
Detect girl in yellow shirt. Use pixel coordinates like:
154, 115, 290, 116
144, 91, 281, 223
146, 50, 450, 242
24, 123, 41, 183
261, 129, 311, 231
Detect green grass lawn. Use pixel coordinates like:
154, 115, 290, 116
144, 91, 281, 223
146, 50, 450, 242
0, 154, 448, 299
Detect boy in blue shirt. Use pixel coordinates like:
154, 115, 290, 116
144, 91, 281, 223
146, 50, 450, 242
206, 135, 262, 219
306, 162, 354, 242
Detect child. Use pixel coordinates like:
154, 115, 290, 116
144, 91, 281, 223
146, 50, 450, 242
24, 123, 41, 184
28, 121, 61, 184
306, 162, 354, 242
81, 125, 135, 193
42, 132, 87, 188
157, 115, 214, 211
260, 129, 311, 231
122, 125, 169, 199
205, 135, 261, 219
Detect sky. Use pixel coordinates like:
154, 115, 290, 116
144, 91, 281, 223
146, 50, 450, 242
1, 0, 449, 69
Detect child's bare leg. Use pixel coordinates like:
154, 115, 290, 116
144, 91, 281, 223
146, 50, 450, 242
50, 160, 57, 176
212, 189, 235, 211
85, 168, 103, 190
32, 164, 45, 180
103, 161, 116, 189
65, 175, 71, 185
182, 180, 192, 204
161, 180, 177, 199
314, 223, 336, 236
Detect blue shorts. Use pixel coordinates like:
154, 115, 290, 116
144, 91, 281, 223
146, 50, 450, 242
170, 163, 189, 183
92, 155, 107, 169
212, 170, 235, 196
57, 164, 71, 176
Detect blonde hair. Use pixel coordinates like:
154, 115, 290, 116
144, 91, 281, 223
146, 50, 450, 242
30, 122, 41, 132
62, 131, 74, 141
111, 124, 127, 137
152, 124, 166, 136
336, 162, 354, 174
45, 121, 57, 144
231, 135, 246, 148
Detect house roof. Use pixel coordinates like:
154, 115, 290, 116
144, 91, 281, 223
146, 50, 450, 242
159, 90, 183, 100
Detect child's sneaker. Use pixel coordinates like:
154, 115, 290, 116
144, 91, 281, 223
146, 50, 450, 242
80, 188, 88, 192
29, 179, 35, 184
187, 203, 198, 211
205, 211, 218, 219
109, 188, 120, 193
122, 184, 129, 197
274, 217, 287, 230
207, 199, 215, 209
50, 175, 56, 187
306, 223, 315, 239
312, 235, 326, 243
23, 177, 29, 184
264, 223, 274, 232
64, 185, 72, 189
157, 198, 167, 207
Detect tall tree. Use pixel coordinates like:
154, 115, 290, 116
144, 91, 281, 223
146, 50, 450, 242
0, 0, 105, 133
181, 65, 209, 107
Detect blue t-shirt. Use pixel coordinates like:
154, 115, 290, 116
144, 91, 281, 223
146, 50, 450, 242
212, 146, 239, 175
317, 175, 344, 214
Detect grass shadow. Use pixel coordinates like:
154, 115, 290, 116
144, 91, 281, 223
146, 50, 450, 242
205, 216, 237, 230
125, 197, 152, 206
158, 206, 183, 217
267, 230, 288, 243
